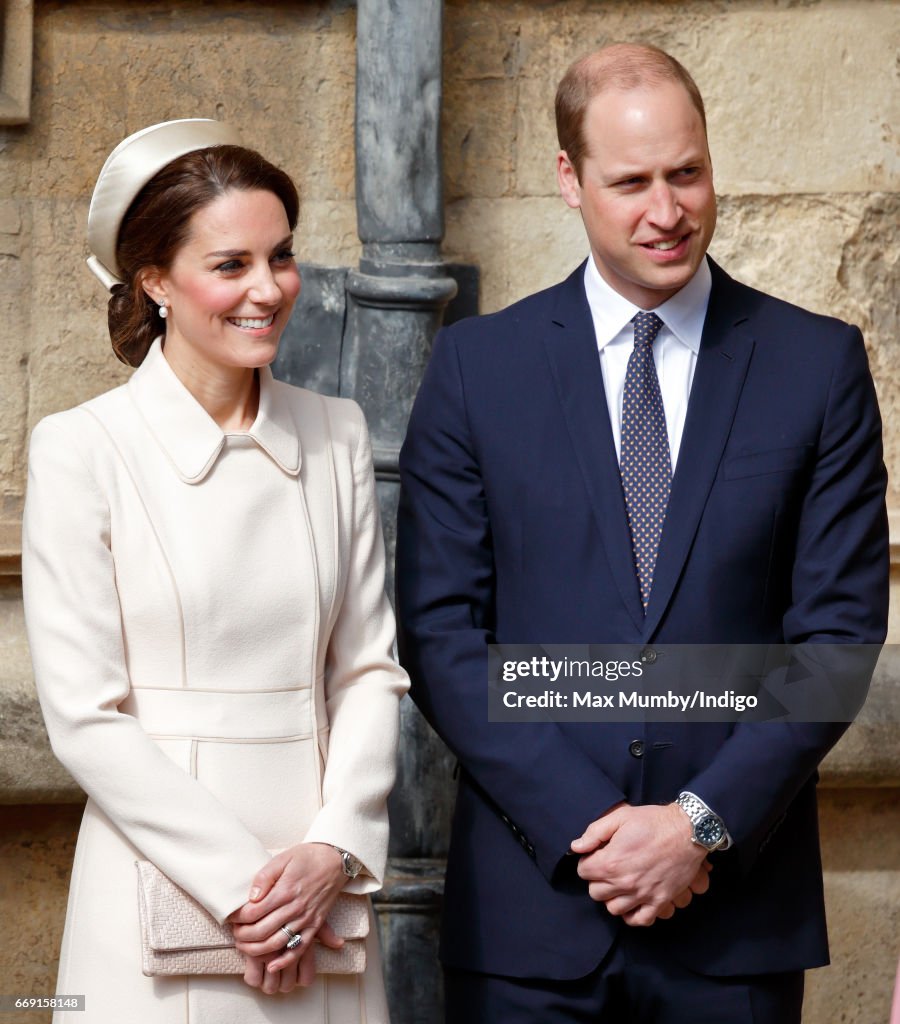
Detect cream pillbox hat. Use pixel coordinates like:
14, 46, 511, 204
86, 118, 243, 291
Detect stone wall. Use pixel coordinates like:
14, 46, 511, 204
0, 2, 897, 1022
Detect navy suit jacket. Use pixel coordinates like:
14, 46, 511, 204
395, 259, 888, 979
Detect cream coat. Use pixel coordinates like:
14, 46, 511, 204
22, 339, 409, 1024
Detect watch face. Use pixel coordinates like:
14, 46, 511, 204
342, 851, 362, 878
695, 815, 726, 849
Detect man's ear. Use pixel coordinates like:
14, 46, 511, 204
557, 150, 582, 210
140, 268, 167, 307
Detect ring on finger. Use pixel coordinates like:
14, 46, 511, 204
280, 924, 303, 951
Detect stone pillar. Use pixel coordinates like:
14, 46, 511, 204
350, 3, 457, 1022
344, 0, 458, 471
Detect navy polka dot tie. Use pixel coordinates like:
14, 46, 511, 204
620, 311, 672, 612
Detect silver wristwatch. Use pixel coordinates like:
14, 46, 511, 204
332, 847, 363, 878
676, 791, 731, 852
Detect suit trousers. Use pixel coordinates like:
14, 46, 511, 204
444, 928, 804, 1024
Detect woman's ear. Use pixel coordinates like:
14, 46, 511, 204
140, 268, 167, 307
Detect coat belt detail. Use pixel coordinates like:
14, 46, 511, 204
120, 686, 316, 740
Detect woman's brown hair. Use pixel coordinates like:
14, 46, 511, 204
108, 145, 299, 367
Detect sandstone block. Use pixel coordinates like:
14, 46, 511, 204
444, 2, 524, 82
0, 804, 83, 1024
810, 788, 900, 1024
445, 196, 587, 313
27, 198, 131, 433
443, 77, 517, 200
0, 198, 31, 490
296, 199, 362, 270
698, 6, 899, 195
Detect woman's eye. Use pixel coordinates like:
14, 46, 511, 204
272, 249, 296, 265
216, 260, 244, 273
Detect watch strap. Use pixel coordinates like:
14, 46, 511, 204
676, 791, 732, 850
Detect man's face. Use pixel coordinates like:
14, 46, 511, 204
557, 80, 716, 309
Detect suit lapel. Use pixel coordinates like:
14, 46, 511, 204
542, 265, 646, 633
643, 261, 756, 638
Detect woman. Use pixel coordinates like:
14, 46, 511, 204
22, 119, 408, 1023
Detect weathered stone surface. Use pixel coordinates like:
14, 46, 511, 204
443, 76, 518, 201
444, 196, 586, 312
891, 565, 900, 643
27, 198, 131, 429
0, 580, 81, 803
820, 647, 900, 787
0, 579, 30, 678
0, 197, 31, 496
0, 804, 82, 1024
296, 199, 361, 269
698, 5, 899, 196
808, 788, 900, 1024
835, 194, 900, 503
0, 677, 81, 804
5, 2, 356, 200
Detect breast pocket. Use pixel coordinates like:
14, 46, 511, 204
722, 444, 812, 481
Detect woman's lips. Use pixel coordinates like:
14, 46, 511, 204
227, 314, 276, 329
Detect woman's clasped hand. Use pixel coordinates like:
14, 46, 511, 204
229, 844, 348, 994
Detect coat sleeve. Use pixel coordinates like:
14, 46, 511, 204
301, 402, 409, 892
22, 414, 270, 923
396, 328, 626, 882
684, 324, 889, 872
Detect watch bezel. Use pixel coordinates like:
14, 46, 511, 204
693, 813, 727, 850
340, 849, 362, 878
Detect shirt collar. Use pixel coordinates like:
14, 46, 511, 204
583, 254, 712, 354
128, 338, 301, 484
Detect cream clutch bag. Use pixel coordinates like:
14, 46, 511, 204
136, 860, 368, 977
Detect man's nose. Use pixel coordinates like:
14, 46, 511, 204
646, 182, 681, 228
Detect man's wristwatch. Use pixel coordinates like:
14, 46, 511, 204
331, 847, 363, 879
676, 792, 731, 852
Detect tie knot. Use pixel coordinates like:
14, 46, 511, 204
632, 311, 664, 349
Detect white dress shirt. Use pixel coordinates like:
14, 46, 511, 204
583, 255, 712, 469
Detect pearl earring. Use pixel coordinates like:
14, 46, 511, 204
158, 302, 168, 320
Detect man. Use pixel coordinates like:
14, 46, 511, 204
395, 43, 888, 1023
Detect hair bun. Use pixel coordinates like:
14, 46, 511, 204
108, 281, 157, 367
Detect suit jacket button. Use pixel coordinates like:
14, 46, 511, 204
629, 739, 645, 758
641, 647, 658, 665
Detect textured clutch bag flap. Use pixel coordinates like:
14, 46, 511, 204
136, 860, 368, 977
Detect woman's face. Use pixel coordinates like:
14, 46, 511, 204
148, 188, 301, 373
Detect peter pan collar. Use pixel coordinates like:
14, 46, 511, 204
128, 338, 301, 484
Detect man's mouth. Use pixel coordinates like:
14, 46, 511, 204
644, 236, 686, 251
227, 315, 276, 329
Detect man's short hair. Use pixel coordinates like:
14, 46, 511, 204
555, 43, 707, 181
